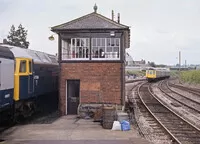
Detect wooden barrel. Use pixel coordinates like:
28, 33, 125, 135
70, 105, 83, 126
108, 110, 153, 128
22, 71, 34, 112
102, 107, 116, 129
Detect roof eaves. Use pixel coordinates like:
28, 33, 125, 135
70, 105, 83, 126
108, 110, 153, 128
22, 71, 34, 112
51, 28, 129, 33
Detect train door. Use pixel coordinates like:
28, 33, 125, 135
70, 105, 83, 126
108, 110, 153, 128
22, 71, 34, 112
16, 58, 34, 100
18, 60, 28, 100
28, 59, 34, 96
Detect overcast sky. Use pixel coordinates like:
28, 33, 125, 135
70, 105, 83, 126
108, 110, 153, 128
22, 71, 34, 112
0, 0, 200, 65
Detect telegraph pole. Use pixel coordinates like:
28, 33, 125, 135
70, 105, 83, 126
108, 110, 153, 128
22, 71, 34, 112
179, 51, 181, 71
178, 51, 181, 84
185, 60, 187, 68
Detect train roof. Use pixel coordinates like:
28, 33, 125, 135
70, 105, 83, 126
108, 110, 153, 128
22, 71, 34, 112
147, 67, 170, 71
0, 44, 58, 65
0, 45, 14, 60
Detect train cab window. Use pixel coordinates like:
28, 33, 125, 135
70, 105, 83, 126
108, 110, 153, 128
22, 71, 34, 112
19, 60, 27, 73
29, 61, 32, 73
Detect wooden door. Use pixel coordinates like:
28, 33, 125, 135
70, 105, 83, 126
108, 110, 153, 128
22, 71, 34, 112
67, 80, 80, 114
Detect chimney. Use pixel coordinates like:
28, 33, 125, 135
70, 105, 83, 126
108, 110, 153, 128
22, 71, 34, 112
117, 13, 120, 23
3, 39, 7, 44
112, 10, 114, 21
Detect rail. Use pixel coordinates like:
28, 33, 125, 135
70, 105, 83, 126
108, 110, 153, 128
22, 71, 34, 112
138, 82, 200, 144
158, 80, 200, 114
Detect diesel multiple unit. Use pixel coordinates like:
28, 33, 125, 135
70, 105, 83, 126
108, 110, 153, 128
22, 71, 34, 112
146, 67, 170, 82
0, 44, 58, 122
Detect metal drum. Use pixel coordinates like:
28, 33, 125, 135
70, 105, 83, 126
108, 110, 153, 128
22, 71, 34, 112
102, 106, 116, 129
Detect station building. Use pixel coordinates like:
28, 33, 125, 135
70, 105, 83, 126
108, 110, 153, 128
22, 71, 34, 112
51, 5, 130, 115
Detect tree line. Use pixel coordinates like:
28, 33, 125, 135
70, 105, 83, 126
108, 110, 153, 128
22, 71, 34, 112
3, 24, 29, 49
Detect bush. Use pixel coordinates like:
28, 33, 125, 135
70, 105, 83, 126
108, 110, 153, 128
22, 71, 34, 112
180, 70, 200, 84
170, 70, 180, 78
125, 70, 145, 77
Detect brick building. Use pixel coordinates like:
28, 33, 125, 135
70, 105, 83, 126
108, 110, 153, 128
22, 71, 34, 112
51, 5, 130, 115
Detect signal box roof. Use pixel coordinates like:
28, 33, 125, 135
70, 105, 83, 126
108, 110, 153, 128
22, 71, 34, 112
51, 12, 129, 31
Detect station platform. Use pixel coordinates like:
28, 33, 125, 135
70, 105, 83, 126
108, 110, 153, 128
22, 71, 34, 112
1, 115, 151, 144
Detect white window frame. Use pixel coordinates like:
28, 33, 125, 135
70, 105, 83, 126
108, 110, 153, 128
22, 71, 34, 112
61, 37, 120, 61
62, 38, 90, 61
91, 38, 120, 60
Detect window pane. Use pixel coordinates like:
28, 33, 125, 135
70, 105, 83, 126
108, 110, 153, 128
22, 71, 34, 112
92, 38, 96, 46
81, 39, 84, 46
67, 39, 71, 58
72, 39, 75, 46
97, 38, 100, 46
107, 38, 110, 46
116, 39, 120, 46
99, 47, 105, 58
76, 47, 80, 58
92, 47, 98, 58
86, 39, 89, 46
102, 38, 105, 46
114, 47, 119, 52
78, 47, 83, 58
111, 38, 115, 46
62, 39, 71, 59
76, 39, 80, 47
72, 47, 75, 58
20, 60, 26, 73
107, 47, 112, 52
112, 52, 118, 58
82, 47, 89, 58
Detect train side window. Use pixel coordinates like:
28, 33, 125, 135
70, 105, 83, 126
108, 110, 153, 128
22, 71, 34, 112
19, 60, 27, 73
29, 61, 32, 73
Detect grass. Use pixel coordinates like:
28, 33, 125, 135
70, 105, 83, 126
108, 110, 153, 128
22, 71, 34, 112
170, 70, 180, 78
180, 70, 200, 84
125, 70, 145, 77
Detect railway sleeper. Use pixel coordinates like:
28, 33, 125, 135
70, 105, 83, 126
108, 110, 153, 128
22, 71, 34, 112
176, 137, 200, 143
169, 129, 199, 133
161, 123, 190, 127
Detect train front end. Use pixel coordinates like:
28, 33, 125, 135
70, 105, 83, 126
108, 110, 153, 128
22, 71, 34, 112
146, 69, 156, 82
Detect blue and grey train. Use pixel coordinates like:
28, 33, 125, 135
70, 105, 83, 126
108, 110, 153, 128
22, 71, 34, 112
0, 44, 59, 122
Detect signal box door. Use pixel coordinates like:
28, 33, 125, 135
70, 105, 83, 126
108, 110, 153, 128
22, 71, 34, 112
66, 80, 80, 115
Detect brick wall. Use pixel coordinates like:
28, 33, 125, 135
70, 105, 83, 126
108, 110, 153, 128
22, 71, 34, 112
59, 62, 123, 115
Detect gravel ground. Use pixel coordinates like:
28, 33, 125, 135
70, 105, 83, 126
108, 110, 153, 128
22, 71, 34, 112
161, 82, 200, 113
170, 79, 200, 89
170, 86, 200, 103
126, 82, 172, 144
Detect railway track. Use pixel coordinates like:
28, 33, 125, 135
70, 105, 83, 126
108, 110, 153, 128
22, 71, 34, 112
127, 82, 174, 143
158, 80, 200, 114
138, 82, 200, 144
168, 82, 200, 96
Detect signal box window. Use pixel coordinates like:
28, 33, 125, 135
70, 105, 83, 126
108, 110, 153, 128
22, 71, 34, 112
92, 38, 120, 60
20, 60, 27, 73
62, 38, 89, 60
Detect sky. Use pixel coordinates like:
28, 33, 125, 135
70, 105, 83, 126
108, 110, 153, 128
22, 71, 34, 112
0, 0, 200, 65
